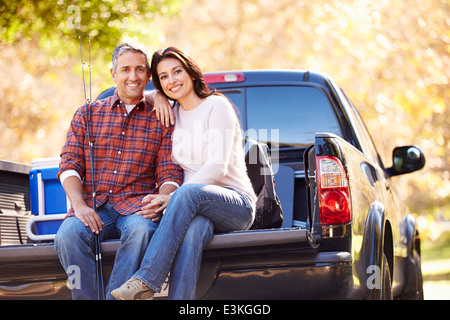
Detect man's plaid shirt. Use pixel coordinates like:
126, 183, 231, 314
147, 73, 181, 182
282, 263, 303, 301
58, 90, 183, 216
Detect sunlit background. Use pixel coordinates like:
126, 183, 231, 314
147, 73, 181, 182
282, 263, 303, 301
1, 0, 449, 299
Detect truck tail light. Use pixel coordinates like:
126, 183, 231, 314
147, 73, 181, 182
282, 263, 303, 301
204, 73, 245, 84
316, 156, 351, 225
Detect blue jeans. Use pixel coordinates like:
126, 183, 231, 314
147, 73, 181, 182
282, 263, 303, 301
134, 184, 255, 300
54, 201, 158, 300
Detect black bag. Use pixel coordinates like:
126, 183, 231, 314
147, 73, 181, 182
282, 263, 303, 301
244, 138, 283, 229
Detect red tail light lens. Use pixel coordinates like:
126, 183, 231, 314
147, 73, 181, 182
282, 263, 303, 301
316, 156, 351, 225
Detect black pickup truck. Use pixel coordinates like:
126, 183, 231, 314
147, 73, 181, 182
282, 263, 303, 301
0, 70, 425, 300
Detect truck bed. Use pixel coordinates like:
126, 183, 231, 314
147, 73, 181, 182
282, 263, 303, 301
0, 227, 311, 299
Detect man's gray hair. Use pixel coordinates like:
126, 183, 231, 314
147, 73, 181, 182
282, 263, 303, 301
111, 42, 151, 73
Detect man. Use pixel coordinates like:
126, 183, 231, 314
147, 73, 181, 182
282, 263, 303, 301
54, 42, 183, 300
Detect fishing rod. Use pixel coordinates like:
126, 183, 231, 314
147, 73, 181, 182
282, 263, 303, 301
79, 33, 105, 300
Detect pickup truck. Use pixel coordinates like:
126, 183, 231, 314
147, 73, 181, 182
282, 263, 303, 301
0, 70, 425, 300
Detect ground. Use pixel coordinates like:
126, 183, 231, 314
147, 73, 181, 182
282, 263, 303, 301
421, 231, 450, 300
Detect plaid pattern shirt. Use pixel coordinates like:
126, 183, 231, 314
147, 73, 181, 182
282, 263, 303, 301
58, 89, 183, 216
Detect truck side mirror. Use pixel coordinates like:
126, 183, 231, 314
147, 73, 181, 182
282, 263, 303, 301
388, 146, 425, 176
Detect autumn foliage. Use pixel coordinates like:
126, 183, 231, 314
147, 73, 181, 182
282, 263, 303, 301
0, 0, 448, 215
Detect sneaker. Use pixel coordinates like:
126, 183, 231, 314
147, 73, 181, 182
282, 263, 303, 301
111, 277, 155, 300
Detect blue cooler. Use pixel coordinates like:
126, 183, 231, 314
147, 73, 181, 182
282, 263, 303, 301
26, 158, 69, 241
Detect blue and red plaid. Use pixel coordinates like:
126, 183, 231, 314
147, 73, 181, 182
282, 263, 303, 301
58, 89, 183, 216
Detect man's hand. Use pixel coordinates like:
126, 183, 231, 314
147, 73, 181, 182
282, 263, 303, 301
137, 194, 172, 222
74, 204, 104, 234
62, 175, 103, 234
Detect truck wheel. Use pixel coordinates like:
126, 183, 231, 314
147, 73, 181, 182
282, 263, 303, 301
411, 250, 424, 299
401, 250, 424, 300
381, 253, 393, 300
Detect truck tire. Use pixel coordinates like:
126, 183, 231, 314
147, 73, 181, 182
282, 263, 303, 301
381, 253, 393, 300
401, 249, 424, 300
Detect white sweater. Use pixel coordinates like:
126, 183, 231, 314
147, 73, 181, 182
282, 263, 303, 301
172, 95, 256, 203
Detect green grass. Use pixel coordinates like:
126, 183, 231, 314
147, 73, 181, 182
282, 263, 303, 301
421, 231, 450, 262
420, 231, 450, 299
421, 231, 450, 284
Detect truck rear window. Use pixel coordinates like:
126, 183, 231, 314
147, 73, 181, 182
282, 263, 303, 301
224, 86, 342, 148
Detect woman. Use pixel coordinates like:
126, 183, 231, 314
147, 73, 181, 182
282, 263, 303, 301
111, 47, 256, 300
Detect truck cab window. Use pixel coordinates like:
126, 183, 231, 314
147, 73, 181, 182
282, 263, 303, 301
245, 86, 342, 148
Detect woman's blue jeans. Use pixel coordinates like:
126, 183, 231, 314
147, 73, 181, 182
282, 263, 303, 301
134, 183, 255, 300
54, 201, 158, 300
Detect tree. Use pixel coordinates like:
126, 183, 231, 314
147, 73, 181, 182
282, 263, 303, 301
0, 0, 181, 59
0, 0, 184, 161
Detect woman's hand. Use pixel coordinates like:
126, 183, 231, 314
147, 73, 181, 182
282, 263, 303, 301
154, 92, 175, 127
137, 194, 172, 222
